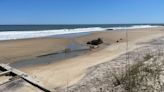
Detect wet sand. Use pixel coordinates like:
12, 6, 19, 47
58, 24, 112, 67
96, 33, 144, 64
0, 27, 164, 91
0, 38, 70, 63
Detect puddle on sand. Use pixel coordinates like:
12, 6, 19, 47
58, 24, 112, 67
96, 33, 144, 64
10, 42, 89, 69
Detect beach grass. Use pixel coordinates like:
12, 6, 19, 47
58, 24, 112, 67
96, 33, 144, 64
112, 54, 164, 92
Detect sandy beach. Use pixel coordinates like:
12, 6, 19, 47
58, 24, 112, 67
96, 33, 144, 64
0, 27, 164, 92
1, 0, 164, 91
0, 38, 70, 63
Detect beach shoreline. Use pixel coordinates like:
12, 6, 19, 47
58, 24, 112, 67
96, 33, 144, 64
0, 27, 164, 91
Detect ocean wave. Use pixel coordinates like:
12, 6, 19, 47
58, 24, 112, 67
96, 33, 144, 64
0, 25, 162, 41
0, 27, 104, 41
110, 25, 161, 30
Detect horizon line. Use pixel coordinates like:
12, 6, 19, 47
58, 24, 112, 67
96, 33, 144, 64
0, 23, 164, 25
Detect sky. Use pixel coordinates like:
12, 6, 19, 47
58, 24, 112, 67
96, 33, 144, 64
0, 0, 164, 24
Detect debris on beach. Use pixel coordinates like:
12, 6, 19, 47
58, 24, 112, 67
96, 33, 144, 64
86, 38, 103, 49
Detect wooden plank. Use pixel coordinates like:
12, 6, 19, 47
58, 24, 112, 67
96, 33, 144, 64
0, 64, 50, 92
0, 71, 11, 76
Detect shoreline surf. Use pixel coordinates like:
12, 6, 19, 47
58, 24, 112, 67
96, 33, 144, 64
0, 25, 162, 41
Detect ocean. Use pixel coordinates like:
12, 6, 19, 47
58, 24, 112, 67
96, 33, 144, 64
0, 24, 163, 41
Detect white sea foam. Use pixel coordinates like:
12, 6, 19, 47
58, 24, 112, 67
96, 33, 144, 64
0, 27, 104, 41
0, 25, 162, 41
110, 25, 161, 30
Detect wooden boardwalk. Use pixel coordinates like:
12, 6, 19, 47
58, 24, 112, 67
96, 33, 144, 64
0, 64, 50, 92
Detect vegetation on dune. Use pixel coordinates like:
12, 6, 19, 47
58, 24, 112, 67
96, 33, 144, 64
112, 54, 164, 92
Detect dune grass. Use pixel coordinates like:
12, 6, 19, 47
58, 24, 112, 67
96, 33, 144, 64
112, 54, 164, 92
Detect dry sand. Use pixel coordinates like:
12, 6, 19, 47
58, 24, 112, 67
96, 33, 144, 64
0, 27, 164, 91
